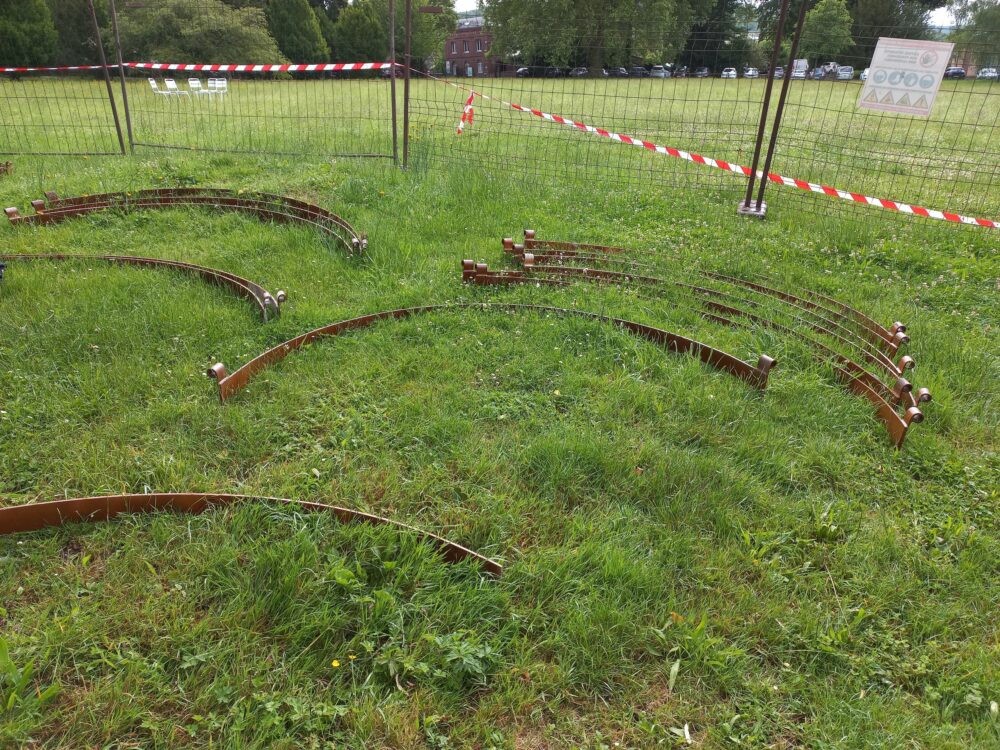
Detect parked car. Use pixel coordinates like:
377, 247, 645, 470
673, 65, 689, 78
772, 66, 784, 79
978, 67, 999, 80
544, 66, 565, 77
743, 67, 759, 78
650, 65, 669, 78
721, 67, 737, 79
693, 66, 711, 78
568, 67, 588, 77
859, 68, 869, 81
629, 66, 650, 77
605, 66, 628, 78
515, 67, 530, 78
943, 66, 966, 79
837, 65, 854, 80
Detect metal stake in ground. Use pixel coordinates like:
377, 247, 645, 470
87, 0, 127, 156
390, 0, 399, 166
402, 0, 413, 168
108, 0, 135, 153
755, 0, 811, 213
740, 0, 791, 219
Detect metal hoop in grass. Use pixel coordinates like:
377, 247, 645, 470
0, 253, 286, 322
5, 188, 367, 255
0, 493, 501, 575
206, 302, 777, 402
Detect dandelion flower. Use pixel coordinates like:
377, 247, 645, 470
331, 660, 341, 668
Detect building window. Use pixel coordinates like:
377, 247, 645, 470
451, 41, 456, 54
476, 39, 483, 53
463, 40, 469, 53
477, 61, 484, 75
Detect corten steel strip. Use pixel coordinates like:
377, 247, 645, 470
483, 259, 931, 423
831, 369, 924, 448
521, 260, 923, 401
0, 253, 286, 321
40, 190, 366, 253
15, 189, 367, 254
207, 302, 777, 401
513, 233, 908, 354
752, 271, 907, 348
0, 493, 501, 575
701, 271, 907, 352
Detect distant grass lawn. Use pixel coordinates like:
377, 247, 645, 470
0, 115, 997, 746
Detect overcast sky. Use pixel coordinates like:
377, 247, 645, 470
453, 2, 955, 27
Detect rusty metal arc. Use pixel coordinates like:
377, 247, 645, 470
0, 493, 501, 575
207, 302, 777, 402
5, 188, 367, 255
0, 253, 286, 322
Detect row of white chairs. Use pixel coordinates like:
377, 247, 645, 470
148, 78, 228, 96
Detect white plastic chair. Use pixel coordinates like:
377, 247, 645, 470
164, 79, 189, 95
208, 77, 228, 95
148, 78, 168, 95
188, 78, 210, 95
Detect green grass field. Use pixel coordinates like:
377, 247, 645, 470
0, 82, 998, 748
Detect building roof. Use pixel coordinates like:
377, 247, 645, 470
457, 16, 485, 30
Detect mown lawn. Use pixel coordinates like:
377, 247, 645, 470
0, 143, 997, 749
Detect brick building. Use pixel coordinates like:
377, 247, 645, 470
444, 16, 495, 77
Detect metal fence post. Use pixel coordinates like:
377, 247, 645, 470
108, 0, 134, 153
740, 0, 791, 218
87, 0, 126, 156
754, 0, 811, 212
402, 0, 412, 168
390, 0, 399, 166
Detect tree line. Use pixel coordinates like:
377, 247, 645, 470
0, 0, 457, 68
2, 0, 996, 72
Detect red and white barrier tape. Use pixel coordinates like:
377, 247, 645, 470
0, 64, 106, 73
128, 62, 392, 73
444, 78, 998, 229
2, 62, 392, 74
456, 91, 476, 134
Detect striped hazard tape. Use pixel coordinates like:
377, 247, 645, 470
2, 62, 393, 74
444, 78, 998, 230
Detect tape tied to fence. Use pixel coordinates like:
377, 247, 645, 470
444, 78, 998, 230
1, 62, 394, 74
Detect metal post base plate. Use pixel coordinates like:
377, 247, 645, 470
737, 201, 767, 219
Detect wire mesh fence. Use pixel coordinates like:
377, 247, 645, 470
1, 1, 998, 233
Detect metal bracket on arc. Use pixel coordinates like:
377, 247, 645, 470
0, 493, 501, 575
207, 302, 777, 402
0, 253, 286, 321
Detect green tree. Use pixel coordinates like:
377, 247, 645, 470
117, 0, 284, 63
45, 0, 108, 65
485, 0, 714, 71
799, 0, 855, 63
330, 0, 455, 68
951, 0, 1000, 65
266, 0, 329, 62
0, 0, 58, 67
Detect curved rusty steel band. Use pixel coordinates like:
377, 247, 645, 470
0, 253, 286, 321
513, 232, 907, 354
0, 493, 501, 575
207, 301, 776, 402
701, 271, 907, 353
471, 258, 927, 448
512, 260, 928, 407
5, 188, 366, 255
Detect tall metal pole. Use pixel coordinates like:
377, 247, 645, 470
755, 0, 810, 211
87, 0, 127, 156
108, 0, 134, 153
389, 0, 399, 166
402, 0, 412, 168
741, 0, 791, 215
